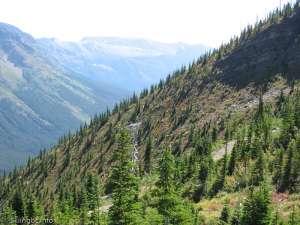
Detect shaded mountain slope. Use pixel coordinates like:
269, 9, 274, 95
215, 9, 300, 87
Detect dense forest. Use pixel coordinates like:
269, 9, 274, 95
1, 1, 300, 224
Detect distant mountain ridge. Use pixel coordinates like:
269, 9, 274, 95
0, 22, 208, 171
37, 37, 208, 90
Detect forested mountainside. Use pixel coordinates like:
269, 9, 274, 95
1, 2, 300, 225
0, 23, 205, 172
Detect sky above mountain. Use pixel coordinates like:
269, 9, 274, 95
0, 0, 295, 47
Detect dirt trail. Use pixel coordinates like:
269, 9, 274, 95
212, 140, 236, 161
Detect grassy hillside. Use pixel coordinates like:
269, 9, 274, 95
1, 2, 300, 225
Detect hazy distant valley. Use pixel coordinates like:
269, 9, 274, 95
38, 37, 208, 91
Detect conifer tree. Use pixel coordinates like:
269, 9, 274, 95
242, 124, 253, 173
288, 206, 300, 225
193, 155, 210, 201
219, 200, 231, 224
157, 148, 197, 225
0, 205, 17, 225
280, 99, 295, 147
294, 91, 300, 128
144, 136, 153, 174
280, 139, 296, 192
78, 189, 89, 225
272, 210, 282, 225
173, 135, 183, 156
86, 173, 100, 224
212, 127, 218, 143
26, 196, 37, 220
157, 148, 176, 223
189, 124, 195, 146
241, 183, 272, 225
228, 145, 237, 176
86, 173, 100, 211
186, 149, 198, 181
273, 148, 284, 189
231, 203, 243, 225
106, 123, 113, 141
108, 129, 143, 225
256, 94, 265, 121
11, 189, 25, 224
290, 135, 300, 191
251, 143, 266, 186
211, 149, 228, 196
276, 90, 285, 115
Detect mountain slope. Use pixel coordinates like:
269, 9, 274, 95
1, 2, 300, 224
0, 23, 128, 171
0, 24, 206, 172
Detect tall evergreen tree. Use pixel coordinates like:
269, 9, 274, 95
78, 189, 89, 225
294, 91, 300, 128
280, 98, 295, 147
85, 173, 100, 224
290, 135, 300, 191
219, 200, 231, 224
276, 90, 285, 115
26, 196, 37, 220
212, 127, 218, 143
228, 145, 237, 176
86, 173, 100, 211
108, 129, 143, 225
144, 136, 153, 174
273, 148, 284, 190
11, 189, 25, 224
193, 155, 210, 202
251, 143, 266, 186
241, 184, 272, 225
256, 94, 265, 121
280, 139, 296, 192
158, 148, 176, 223
211, 149, 228, 196
157, 148, 197, 225
189, 124, 195, 146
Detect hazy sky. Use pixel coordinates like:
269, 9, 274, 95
0, 0, 294, 47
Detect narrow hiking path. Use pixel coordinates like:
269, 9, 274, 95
212, 140, 236, 161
